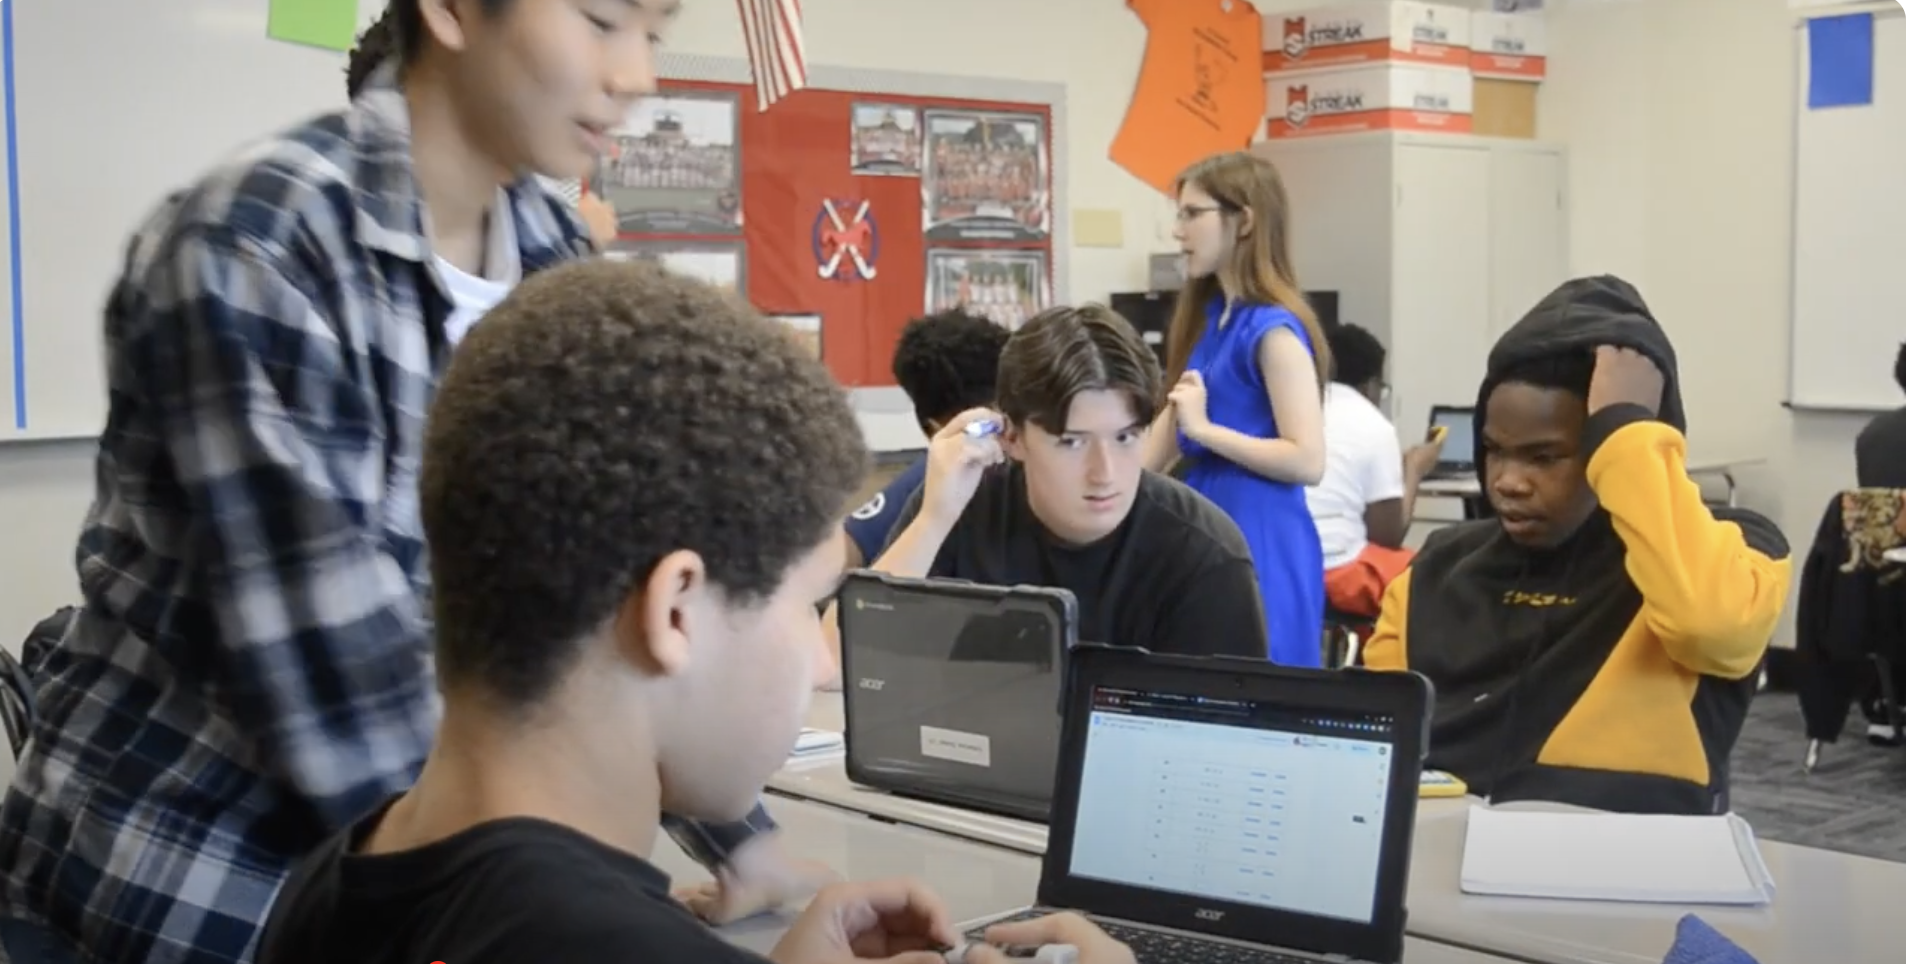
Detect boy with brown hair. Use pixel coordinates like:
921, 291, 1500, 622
822, 304, 1268, 685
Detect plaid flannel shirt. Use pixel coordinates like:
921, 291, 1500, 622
0, 66, 774, 964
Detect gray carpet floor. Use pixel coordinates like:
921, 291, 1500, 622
1731, 692, 1904, 862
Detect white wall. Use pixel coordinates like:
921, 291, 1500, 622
0, 443, 90, 652
1542, 0, 1893, 648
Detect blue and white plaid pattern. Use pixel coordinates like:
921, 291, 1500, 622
541, 175, 585, 207
0, 66, 771, 964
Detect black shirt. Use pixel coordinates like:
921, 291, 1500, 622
257, 802, 763, 964
1855, 407, 1905, 489
886, 466, 1268, 657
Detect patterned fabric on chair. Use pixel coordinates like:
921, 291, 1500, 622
1837, 488, 1906, 576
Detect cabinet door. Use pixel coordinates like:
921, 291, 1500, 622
1390, 143, 1492, 446
1257, 139, 1394, 349
1490, 148, 1568, 340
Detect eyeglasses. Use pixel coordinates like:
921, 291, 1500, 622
1173, 204, 1224, 223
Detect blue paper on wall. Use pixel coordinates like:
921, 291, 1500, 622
1808, 13, 1875, 110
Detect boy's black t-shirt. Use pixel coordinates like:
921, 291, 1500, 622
257, 802, 765, 964
884, 465, 1268, 658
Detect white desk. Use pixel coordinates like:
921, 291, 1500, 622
776, 712, 1900, 964
769, 758, 1050, 855
656, 796, 1519, 962
1402, 802, 1905, 964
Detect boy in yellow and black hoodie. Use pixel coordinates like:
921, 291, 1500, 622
1364, 276, 1791, 815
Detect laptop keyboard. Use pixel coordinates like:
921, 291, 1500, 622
967, 910, 1319, 964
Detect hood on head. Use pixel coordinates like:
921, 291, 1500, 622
1473, 276, 1685, 473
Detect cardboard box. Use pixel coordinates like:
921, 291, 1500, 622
1469, 10, 1546, 81
1472, 77, 1537, 139
1265, 64, 1474, 139
1264, 2, 1472, 74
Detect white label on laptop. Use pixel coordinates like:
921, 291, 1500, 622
919, 725, 992, 767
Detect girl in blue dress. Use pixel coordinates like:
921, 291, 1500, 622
1145, 151, 1332, 667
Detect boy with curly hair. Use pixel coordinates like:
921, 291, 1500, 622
258, 261, 1137, 964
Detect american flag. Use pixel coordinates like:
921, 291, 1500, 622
736, 0, 807, 111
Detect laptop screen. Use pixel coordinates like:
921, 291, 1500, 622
1067, 685, 1396, 925
1431, 408, 1474, 465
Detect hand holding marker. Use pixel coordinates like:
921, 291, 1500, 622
964, 417, 1002, 439
943, 941, 1079, 963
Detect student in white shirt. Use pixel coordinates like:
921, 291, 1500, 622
1306, 324, 1441, 617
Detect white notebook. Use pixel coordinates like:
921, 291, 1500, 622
786, 728, 844, 763
1459, 805, 1777, 906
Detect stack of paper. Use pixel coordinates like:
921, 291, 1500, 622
1459, 805, 1776, 906
785, 728, 844, 765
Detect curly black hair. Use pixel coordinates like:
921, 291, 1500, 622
1327, 323, 1386, 388
996, 304, 1162, 435
421, 259, 869, 710
890, 309, 1010, 434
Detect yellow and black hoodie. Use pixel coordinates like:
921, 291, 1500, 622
1364, 276, 1792, 815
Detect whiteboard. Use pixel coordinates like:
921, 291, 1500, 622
0, 0, 382, 440
1789, 7, 1907, 411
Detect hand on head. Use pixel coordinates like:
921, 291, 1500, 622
1586, 345, 1662, 416
769, 877, 959, 964
921, 407, 1008, 527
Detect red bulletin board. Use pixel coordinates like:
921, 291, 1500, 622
609, 79, 1054, 388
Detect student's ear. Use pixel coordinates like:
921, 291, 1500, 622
1234, 206, 1255, 241
615, 550, 708, 678
416, 0, 473, 52
999, 420, 1028, 462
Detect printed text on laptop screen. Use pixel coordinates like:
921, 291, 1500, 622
1069, 687, 1394, 924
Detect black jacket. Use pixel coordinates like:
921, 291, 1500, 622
1793, 491, 1906, 741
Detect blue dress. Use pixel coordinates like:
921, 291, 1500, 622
1176, 299, 1326, 667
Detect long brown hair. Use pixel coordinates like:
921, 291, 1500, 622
1163, 152, 1331, 398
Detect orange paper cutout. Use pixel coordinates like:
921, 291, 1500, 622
1110, 0, 1268, 195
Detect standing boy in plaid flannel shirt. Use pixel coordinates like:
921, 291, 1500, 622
0, 2, 821, 961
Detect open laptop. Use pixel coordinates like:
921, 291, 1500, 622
838, 572, 1077, 822
1425, 405, 1476, 480
960, 644, 1432, 964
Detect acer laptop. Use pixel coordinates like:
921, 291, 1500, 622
838, 572, 1078, 823
1425, 405, 1476, 480
960, 644, 1432, 964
